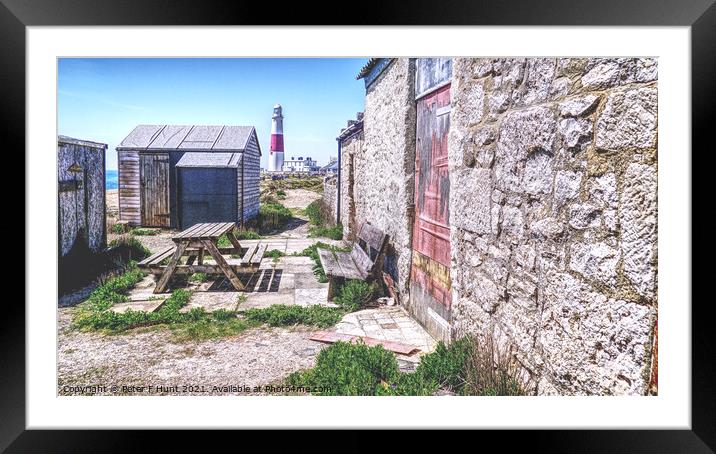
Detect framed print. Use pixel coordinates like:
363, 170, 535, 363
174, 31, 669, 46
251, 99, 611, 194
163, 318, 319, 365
6, 0, 713, 450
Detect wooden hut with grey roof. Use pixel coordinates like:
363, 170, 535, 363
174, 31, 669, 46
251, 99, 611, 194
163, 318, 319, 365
117, 125, 261, 229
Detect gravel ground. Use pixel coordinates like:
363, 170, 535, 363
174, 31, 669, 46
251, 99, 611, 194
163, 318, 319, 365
279, 188, 322, 209
58, 308, 326, 396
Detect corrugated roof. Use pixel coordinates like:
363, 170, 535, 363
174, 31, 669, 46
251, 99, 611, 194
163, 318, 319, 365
175, 152, 243, 168
117, 125, 255, 151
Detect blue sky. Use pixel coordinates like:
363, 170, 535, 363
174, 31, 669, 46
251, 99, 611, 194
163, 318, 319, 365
58, 58, 367, 170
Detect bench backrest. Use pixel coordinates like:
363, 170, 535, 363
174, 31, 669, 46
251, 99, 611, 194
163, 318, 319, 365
351, 222, 388, 276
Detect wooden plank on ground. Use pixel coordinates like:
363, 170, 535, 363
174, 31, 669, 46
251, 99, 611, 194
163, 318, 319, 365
309, 331, 420, 356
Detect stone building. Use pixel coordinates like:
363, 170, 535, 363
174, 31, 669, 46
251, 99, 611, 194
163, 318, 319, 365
345, 57, 658, 395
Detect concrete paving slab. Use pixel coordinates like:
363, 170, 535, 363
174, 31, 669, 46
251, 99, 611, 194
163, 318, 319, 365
293, 273, 327, 289
180, 292, 242, 313
295, 288, 331, 307
237, 289, 295, 310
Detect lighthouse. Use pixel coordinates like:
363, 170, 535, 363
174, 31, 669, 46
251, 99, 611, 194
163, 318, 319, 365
268, 104, 284, 172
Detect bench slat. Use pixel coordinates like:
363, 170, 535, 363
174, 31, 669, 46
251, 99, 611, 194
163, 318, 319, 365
335, 251, 365, 280
358, 222, 387, 255
139, 246, 176, 266
240, 244, 258, 265
350, 244, 372, 277
318, 249, 342, 276
251, 244, 268, 265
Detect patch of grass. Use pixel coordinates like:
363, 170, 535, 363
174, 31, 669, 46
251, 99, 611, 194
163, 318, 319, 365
287, 341, 400, 396
71, 267, 258, 342
264, 249, 285, 259
243, 304, 343, 328
286, 335, 528, 396
108, 235, 151, 260
111, 223, 127, 234
333, 280, 376, 312
259, 203, 293, 232
130, 228, 158, 236
235, 229, 261, 240
189, 272, 208, 283
309, 224, 343, 240
304, 200, 324, 226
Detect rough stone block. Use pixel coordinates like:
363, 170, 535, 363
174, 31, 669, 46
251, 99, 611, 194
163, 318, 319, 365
559, 117, 593, 153
539, 271, 655, 395
569, 241, 620, 287
554, 170, 582, 208
596, 86, 657, 151
581, 60, 620, 90
451, 168, 492, 234
559, 94, 600, 117
494, 106, 558, 192
620, 163, 657, 297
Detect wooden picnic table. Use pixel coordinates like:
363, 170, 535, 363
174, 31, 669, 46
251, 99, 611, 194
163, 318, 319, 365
138, 222, 267, 294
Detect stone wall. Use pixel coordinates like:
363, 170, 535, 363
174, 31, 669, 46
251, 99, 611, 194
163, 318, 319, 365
355, 59, 417, 303
447, 58, 658, 395
323, 175, 338, 225
340, 130, 363, 240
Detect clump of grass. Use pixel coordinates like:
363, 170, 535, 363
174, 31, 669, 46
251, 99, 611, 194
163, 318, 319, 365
108, 235, 151, 260
243, 304, 342, 328
111, 223, 128, 234
304, 200, 324, 226
259, 203, 293, 232
189, 272, 208, 283
235, 229, 261, 240
264, 249, 285, 259
287, 341, 400, 396
130, 228, 158, 236
309, 224, 343, 240
334, 280, 376, 312
286, 334, 528, 396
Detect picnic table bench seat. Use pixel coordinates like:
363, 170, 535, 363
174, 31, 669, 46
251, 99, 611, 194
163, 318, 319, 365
317, 222, 388, 301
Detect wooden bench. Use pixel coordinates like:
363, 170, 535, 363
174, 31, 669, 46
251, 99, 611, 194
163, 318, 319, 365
317, 223, 388, 301
137, 222, 267, 292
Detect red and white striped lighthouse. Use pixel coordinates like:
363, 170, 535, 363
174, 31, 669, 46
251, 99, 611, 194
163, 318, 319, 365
268, 104, 284, 172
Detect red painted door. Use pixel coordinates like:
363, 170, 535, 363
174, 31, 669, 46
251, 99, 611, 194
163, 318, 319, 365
411, 83, 452, 328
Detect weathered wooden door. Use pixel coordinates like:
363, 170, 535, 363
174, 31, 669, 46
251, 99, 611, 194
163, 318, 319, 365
410, 70, 452, 343
139, 153, 170, 227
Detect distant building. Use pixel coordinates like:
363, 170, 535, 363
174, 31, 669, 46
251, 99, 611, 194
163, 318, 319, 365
282, 156, 319, 172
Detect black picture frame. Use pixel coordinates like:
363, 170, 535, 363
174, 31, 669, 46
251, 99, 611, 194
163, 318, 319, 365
6, 0, 711, 450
